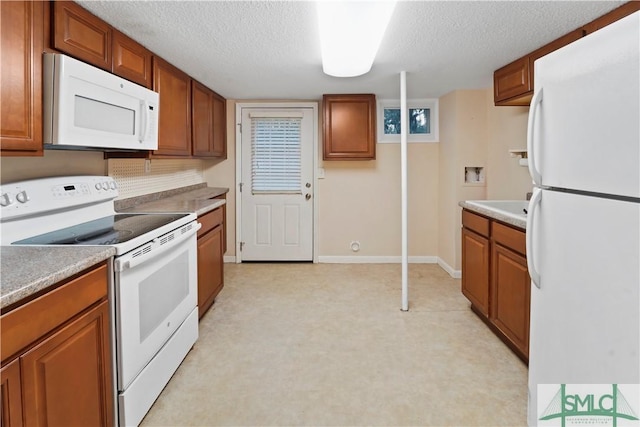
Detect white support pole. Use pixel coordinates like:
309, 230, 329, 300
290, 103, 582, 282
400, 71, 408, 311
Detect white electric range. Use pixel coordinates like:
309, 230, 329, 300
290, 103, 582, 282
0, 175, 200, 426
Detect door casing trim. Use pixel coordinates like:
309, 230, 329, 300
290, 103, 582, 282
235, 102, 319, 263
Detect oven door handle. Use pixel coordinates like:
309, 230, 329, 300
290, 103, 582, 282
114, 222, 202, 272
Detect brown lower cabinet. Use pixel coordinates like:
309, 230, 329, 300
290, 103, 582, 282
461, 209, 531, 362
0, 263, 113, 427
197, 206, 225, 319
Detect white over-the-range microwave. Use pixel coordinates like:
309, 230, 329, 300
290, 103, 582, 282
43, 53, 159, 151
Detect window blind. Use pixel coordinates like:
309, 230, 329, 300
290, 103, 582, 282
251, 117, 302, 194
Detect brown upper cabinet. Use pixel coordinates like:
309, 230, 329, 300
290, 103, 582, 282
191, 80, 227, 159
53, 1, 111, 71
0, 1, 45, 156
152, 56, 192, 157
112, 29, 153, 88
494, 1, 640, 106
53, 1, 153, 88
51, 1, 226, 159
323, 94, 376, 160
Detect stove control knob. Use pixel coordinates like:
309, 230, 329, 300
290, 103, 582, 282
0, 193, 14, 207
110, 181, 117, 190
95, 183, 102, 190
101, 182, 109, 190
16, 190, 29, 203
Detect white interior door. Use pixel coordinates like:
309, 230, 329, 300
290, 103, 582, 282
240, 108, 314, 261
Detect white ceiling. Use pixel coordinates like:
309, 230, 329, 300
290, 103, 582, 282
77, 0, 625, 100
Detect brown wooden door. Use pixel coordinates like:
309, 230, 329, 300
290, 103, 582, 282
461, 227, 490, 316
21, 301, 113, 427
493, 57, 530, 105
197, 225, 224, 319
52, 1, 111, 70
112, 29, 152, 88
191, 81, 227, 159
0, 0, 44, 156
191, 80, 214, 157
153, 57, 192, 157
490, 243, 531, 358
1, 359, 23, 427
323, 94, 376, 160
211, 91, 227, 159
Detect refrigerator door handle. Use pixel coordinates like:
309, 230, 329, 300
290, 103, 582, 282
527, 88, 544, 187
526, 188, 542, 288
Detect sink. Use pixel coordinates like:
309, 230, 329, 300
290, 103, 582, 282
465, 200, 528, 221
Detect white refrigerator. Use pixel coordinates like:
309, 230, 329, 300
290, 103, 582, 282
526, 11, 640, 427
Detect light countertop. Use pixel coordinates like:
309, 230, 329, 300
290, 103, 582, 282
119, 186, 227, 216
459, 200, 527, 230
1, 184, 229, 311
1, 246, 115, 310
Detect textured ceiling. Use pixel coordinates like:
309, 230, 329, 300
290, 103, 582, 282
77, 1, 625, 100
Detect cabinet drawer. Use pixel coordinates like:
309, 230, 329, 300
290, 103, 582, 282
1, 263, 108, 363
198, 207, 223, 237
492, 221, 526, 255
462, 210, 490, 237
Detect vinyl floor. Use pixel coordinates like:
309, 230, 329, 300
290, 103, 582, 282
140, 263, 528, 426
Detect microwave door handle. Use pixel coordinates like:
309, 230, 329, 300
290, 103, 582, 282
139, 100, 149, 143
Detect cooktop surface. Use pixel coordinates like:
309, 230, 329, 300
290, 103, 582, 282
13, 213, 190, 246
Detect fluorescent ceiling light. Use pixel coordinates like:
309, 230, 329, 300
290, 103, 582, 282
317, 1, 397, 78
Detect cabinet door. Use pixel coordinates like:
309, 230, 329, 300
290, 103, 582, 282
153, 57, 192, 157
112, 29, 152, 88
1, 359, 23, 427
493, 57, 531, 105
21, 301, 113, 427
211, 91, 227, 159
191, 80, 214, 157
490, 243, 530, 358
0, 1, 43, 156
461, 227, 490, 316
192, 81, 227, 159
197, 225, 224, 319
323, 94, 376, 160
53, 1, 111, 70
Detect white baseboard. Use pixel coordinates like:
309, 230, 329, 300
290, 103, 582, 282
437, 257, 461, 279
228, 255, 461, 279
317, 256, 438, 264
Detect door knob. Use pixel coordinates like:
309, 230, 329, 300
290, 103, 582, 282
305, 193, 311, 200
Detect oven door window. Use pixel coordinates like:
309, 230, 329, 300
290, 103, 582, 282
114, 234, 197, 391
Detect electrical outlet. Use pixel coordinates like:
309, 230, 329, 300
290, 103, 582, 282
144, 159, 151, 174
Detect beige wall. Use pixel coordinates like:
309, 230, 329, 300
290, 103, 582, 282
437, 87, 534, 273
1, 150, 106, 183
213, 100, 440, 260
1, 89, 533, 271
318, 143, 439, 258
437, 90, 488, 272
486, 95, 533, 199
